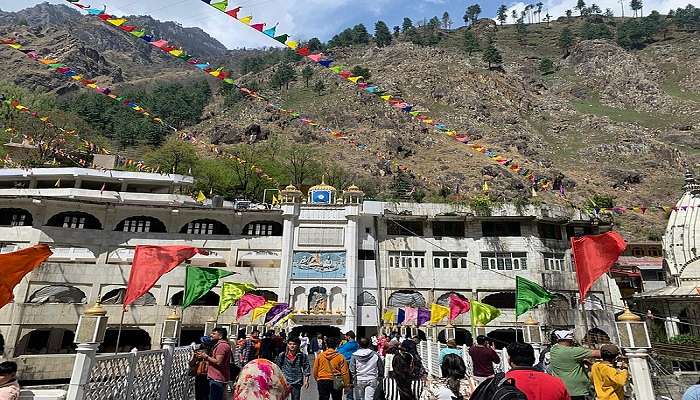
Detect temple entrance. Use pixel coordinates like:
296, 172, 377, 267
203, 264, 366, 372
289, 325, 343, 340
487, 328, 524, 350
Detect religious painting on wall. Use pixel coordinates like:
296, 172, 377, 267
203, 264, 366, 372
292, 251, 346, 279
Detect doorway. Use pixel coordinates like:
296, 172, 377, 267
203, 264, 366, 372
289, 325, 343, 339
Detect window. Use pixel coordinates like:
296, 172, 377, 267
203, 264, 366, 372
11, 213, 27, 226
63, 215, 85, 229
632, 247, 643, 257
433, 252, 468, 269
387, 220, 424, 236
543, 252, 566, 271
115, 217, 166, 233
566, 225, 594, 238
0, 208, 33, 227
538, 223, 563, 240
432, 221, 465, 237
388, 251, 425, 269
358, 249, 375, 260
242, 221, 282, 237
481, 221, 521, 237
649, 248, 661, 257
46, 212, 102, 230
481, 252, 528, 271
180, 219, 229, 235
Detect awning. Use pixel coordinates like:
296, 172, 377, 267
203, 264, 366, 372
635, 284, 700, 298
617, 256, 662, 269
610, 268, 641, 278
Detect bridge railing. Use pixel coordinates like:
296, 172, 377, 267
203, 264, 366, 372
67, 342, 193, 400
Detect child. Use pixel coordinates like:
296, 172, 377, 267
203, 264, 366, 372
591, 344, 628, 400
0, 361, 20, 400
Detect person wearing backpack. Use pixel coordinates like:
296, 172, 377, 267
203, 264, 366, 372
274, 337, 310, 400
314, 336, 351, 400
195, 327, 232, 400
350, 338, 384, 400
505, 342, 570, 400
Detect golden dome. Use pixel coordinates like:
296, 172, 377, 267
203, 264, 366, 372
617, 307, 641, 322
284, 183, 299, 191
524, 315, 539, 325
345, 184, 362, 193
309, 177, 336, 192
84, 299, 107, 317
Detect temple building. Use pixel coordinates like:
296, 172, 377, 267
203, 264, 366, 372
0, 167, 623, 381
635, 169, 700, 339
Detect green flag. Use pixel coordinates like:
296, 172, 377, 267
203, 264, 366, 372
218, 282, 256, 315
515, 276, 553, 317
183, 266, 235, 309
211, 0, 228, 11
471, 300, 501, 327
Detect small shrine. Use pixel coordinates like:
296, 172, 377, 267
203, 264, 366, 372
308, 178, 337, 205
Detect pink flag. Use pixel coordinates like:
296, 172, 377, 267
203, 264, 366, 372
449, 293, 470, 321
236, 293, 266, 320
403, 307, 418, 325
308, 53, 324, 62
150, 39, 169, 48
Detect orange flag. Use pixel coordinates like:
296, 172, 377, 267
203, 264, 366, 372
0, 244, 52, 309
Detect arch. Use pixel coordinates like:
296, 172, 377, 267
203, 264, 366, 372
46, 211, 102, 230
101, 288, 156, 305
252, 290, 278, 302
482, 292, 516, 309
548, 293, 571, 310
308, 287, 328, 313
101, 327, 151, 353
114, 216, 167, 233
14, 328, 76, 356
242, 220, 283, 237
290, 325, 343, 340
357, 291, 377, 306
329, 287, 344, 313
487, 328, 524, 350
583, 294, 604, 311
293, 287, 306, 311
180, 219, 230, 235
436, 291, 468, 307
437, 328, 473, 346
28, 285, 87, 304
584, 328, 611, 345
387, 290, 426, 308
0, 208, 33, 227
169, 290, 219, 306
678, 308, 692, 335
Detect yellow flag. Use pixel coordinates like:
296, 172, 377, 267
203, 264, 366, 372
347, 76, 363, 83
471, 300, 501, 326
380, 95, 392, 101
271, 194, 280, 205
275, 312, 293, 327
218, 282, 256, 315
382, 309, 396, 324
106, 18, 127, 26
8, 43, 22, 50
239, 16, 253, 24
286, 40, 298, 49
196, 191, 206, 203
252, 301, 276, 322
482, 181, 489, 192
429, 303, 449, 325
169, 49, 184, 57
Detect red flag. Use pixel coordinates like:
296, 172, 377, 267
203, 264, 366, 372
123, 245, 200, 309
225, 7, 241, 18
0, 244, 52, 309
297, 47, 310, 56
571, 231, 626, 302
236, 293, 266, 320
449, 293, 470, 321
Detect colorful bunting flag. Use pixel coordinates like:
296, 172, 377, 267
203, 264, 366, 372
515, 276, 553, 317
471, 300, 501, 326
218, 282, 256, 315
251, 300, 276, 322
183, 266, 234, 309
429, 303, 450, 325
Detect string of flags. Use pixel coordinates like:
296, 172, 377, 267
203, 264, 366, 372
192, 0, 553, 192
60, 1, 441, 186
1, 38, 175, 130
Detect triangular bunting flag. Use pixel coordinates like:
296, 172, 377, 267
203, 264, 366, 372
225, 7, 241, 18
263, 26, 277, 37
250, 23, 265, 31
286, 40, 298, 49
211, 0, 228, 11
274, 34, 289, 44
239, 16, 253, 24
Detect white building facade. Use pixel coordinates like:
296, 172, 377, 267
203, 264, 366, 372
0, 168, 622, 380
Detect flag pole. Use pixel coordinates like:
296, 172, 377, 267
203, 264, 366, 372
114, 308, 126, 354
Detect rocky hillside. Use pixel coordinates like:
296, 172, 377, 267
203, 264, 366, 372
1, 3, 698, 239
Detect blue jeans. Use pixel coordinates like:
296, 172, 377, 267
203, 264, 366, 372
208, 379, 225, 400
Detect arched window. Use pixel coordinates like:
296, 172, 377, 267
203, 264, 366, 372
387, 290, 426, 308
169, 290, 219, 306
252, 290, 279, 302
101, 288, 156, 305
0, 208, 33, 227
101, 328, 151, 353
46, 211, 102, 230
357, 291, 377, 306
583, 294, 604, 310
436, 291, 468, 307
180, 219, 230, 235
14, 328, 76, 356
28, 285, 87, 304
482, 292, 516, 309
584, 328, 611, 345
242, 221, 282, 236
115, 216, 167, 233
548, 293, 571, 310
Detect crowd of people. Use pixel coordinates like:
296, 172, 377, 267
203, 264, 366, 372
187, 326, 700, 400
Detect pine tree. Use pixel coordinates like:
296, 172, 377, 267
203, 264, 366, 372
393, 26, 400, 38
442, 12, 452, 29
576, 0, 586, 15
313, 80, 325, 95
464, 4, 482, 25
604, 8, 614, 17
351, 66, 371, 80
539, 58, 554, 75
497, 5, 509, 25
307, 38, 323, 52
545, 12, 552, 27
559, 27, 574, 57
516, 17, 528, 43
301, 65, 314, 88
512, 9, 518, 21
374, 21, 392, 47
464, 30, 480, 56
536, 2, 544, 22
566, 9, 573, 19
352, 24, 370, 44
482, 43, 503, 69
630, 0, 643, 17
402, 17, 414, 33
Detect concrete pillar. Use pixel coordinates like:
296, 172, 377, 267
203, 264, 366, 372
66, 343, 100, 400
625, 349, 655, 400
345, 214, 359, 332
279, 204, 297, 304
158, 337, 176, 400
664, 316, 680, 338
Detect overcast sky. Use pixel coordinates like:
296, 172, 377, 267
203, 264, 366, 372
1, 0, 696, 49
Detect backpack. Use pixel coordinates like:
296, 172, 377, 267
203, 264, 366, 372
470, 372, 527, 400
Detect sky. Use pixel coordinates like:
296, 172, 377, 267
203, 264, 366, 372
1, 0, 696, 49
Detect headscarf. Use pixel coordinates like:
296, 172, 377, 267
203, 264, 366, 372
399, 339, 426, 379
233, 359, 290, 400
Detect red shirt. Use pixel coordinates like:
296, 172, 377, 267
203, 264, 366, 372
207, 341, 232, 382
506, 368, 570, 400
468, 345, 500, 377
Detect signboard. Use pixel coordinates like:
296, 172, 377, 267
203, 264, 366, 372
292, 251, 346, 279
292, 313, 346, 326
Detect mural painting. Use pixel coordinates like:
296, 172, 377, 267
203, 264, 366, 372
292, 251, 346, 279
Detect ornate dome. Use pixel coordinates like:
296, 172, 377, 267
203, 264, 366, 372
663, 168, 700, 280
309, 178, 336, 192
345, 184, 362, 193
283, 183, 300, 192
